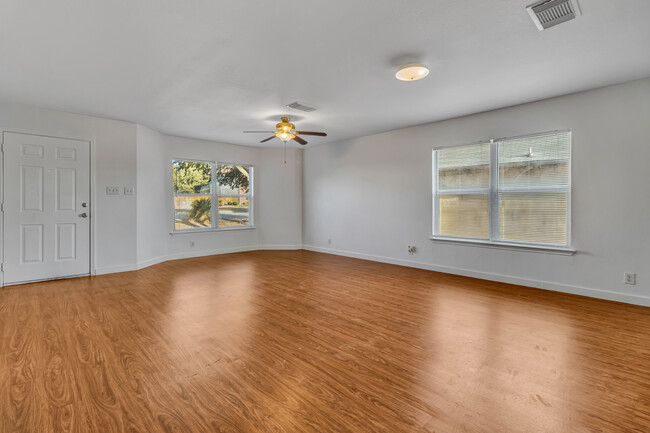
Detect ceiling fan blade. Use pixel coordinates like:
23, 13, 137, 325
244, 131, 275, 133
292, 135, 308, 145
260, 136, 277, 143
295, 131, 327, 136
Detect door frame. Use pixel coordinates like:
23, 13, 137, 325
0, 128, 96, 286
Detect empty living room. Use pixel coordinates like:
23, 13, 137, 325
1, 1, 649, 432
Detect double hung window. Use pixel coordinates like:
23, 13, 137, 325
173, 160, 253, 231
433, 131, 571, 248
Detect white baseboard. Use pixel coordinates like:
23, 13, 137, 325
164, 245, 259, 263
95, 263, 138, 275
92, 247, 259, 275
257, 244, 302, 251
132, 244, 302, 271
94, 244, 649, 307
302, 245, 650, 307
135, 255, 168, 270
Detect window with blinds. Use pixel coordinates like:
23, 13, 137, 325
433, 131, 571, 247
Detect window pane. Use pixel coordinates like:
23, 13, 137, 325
437, 144, 490, 190
439, 194, 488, 239
499, 192, 567, 244
174, 196, 212, 230
173, 161, 212, 194
498, 132, 570, 189
216, 164, 251, 195
218, 197, 250, 227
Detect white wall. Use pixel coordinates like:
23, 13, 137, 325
136, 125, 168, 266
163, 135, 261, 260
135, 129, 303, 268
0, 102, 138, 274
0, 104, 303, 279
5, 78, 648, 307
303, 78, 650, 306
256, 147, 303, 248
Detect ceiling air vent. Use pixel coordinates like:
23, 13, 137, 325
286, 101, 318, 112
526, 0, 581, 31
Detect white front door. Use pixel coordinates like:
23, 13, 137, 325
2, 132, 91, 284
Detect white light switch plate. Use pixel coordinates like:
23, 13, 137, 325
124, 186, 135, 195
106, 186, 120, 195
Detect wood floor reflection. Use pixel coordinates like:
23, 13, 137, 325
1, 250, 649, 432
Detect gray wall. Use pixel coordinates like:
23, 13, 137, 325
0, 103, 138, 275
0, 105, 303, 278
303, 78, 650, 306
136, 125, 303, 268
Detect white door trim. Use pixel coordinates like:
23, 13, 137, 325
0, 128, 97, 286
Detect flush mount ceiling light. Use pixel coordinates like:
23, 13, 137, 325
395, 64, 429, 81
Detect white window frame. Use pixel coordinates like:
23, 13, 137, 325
431, 130, 574, 255
171, 159, 254, 233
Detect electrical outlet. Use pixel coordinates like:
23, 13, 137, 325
106, 186, 120, 195
190, 241, 195, 248
327, 238, 332, 245
624, 272, 636, 285
407, 246, 416, 255
124, 186, 135, 195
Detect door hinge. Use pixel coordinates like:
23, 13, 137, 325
0, 203, 3, 212
1, 263, 4, 272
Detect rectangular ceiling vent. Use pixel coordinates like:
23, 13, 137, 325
286, 101, 318, 112
526, 0, 581, 31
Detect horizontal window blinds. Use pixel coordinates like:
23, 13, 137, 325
498, 132, 570, 189
438, 143, 490, 190
437, 144, 490, 239
434, 131, 570, 247
497, 132, 570, 245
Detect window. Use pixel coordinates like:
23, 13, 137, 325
173, 160, 253, 231
433, 131, 570, 248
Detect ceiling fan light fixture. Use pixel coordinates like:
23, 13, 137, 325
277, 132, 296, 142
395, 64, 429, 81
244, 116, 325, 146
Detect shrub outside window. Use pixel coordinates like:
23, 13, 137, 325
433, 131, 570, 248
173, 160, 253, 231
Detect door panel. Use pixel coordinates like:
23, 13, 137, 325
21, 224, 44, 263
3, 132, 90, 284
21, 143, 44, 158
22, 166, 44, 211
56, 147, 77, 160
55, 223, 77, 261
56, 168, 76, 211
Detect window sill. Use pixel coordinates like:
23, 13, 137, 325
170, 226, 256, 235
429, 236, 575, 255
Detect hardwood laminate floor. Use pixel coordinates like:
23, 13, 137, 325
1, 250, 649, 433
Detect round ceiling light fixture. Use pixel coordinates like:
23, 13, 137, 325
395, 64, 429, 82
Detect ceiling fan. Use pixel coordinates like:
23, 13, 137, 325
244, 117, 327, 145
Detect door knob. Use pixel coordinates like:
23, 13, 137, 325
79, 213, 88, 218
82, 202, 88, 208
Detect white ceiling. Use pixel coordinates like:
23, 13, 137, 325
1, 0, 649, 147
